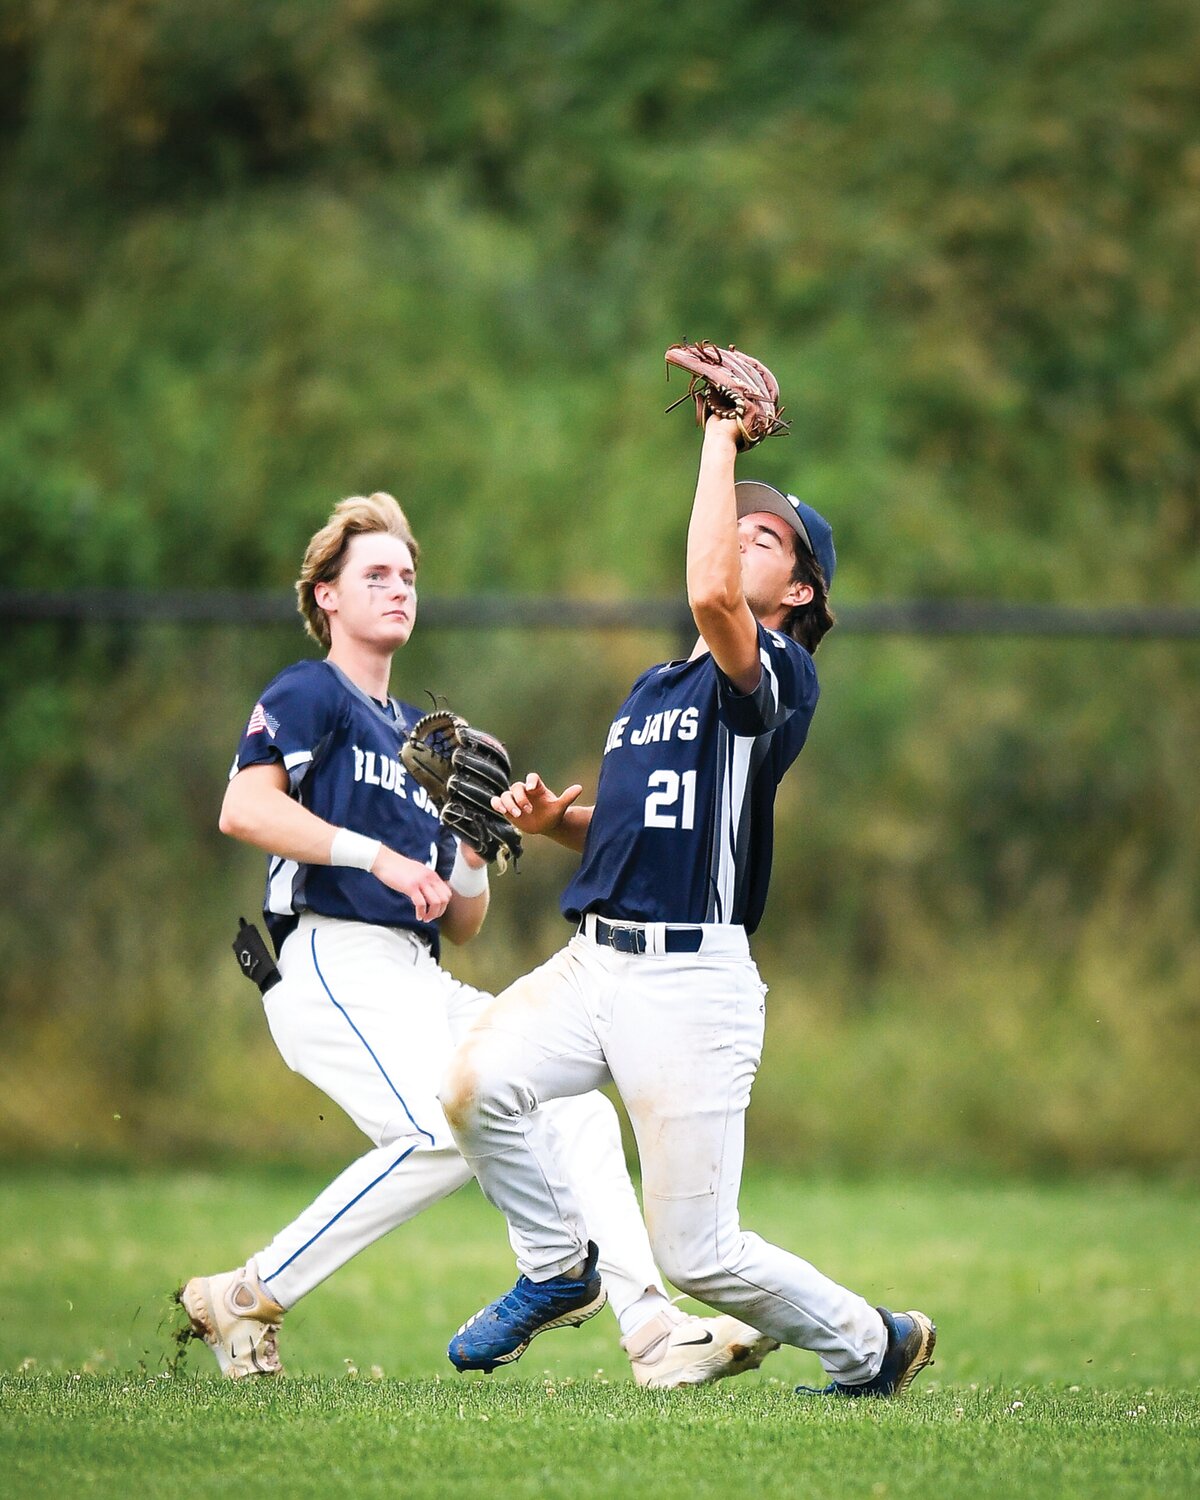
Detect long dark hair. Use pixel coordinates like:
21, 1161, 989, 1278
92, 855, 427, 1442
782, 544, 835, 654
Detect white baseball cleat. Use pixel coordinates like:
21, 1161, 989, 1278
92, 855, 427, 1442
178, 1261, 286, 1380
622, 1307, 781, 1389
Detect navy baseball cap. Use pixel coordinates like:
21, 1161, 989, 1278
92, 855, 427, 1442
735, 481, 836, 589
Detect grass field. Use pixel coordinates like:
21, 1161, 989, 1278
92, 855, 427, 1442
1, 1167, 1197, 1498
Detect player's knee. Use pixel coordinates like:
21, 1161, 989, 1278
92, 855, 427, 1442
439, 1038, 510, 1128
441, 1032, 540, 1135
438, 1049, 483, 1132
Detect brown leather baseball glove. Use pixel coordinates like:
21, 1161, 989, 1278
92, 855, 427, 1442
401, 711, 522, 872
664, 340, 788, 450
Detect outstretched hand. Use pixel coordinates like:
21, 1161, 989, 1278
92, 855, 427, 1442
491, 773, 583, 837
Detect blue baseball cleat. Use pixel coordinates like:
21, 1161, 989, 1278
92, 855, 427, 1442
448, 1242, 607, 1373
796, 1307, 937, 1398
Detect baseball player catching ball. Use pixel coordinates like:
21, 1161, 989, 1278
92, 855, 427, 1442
177, 490, 777, 1388
439, 363, 937, 1397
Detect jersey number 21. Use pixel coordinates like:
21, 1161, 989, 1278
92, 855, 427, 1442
644, 769, 697, 830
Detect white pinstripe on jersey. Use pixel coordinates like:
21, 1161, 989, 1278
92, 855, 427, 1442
758, 643, 781, 718
710, 730, 756, 921
267, 854, 301, 915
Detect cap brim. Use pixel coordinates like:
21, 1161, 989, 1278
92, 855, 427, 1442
734, 481, 817, 560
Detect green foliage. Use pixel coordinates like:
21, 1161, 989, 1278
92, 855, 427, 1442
1, 0, 1198, 1172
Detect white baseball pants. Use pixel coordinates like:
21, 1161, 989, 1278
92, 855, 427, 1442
251, 914, 664, 1323
441, 920, 886, 1382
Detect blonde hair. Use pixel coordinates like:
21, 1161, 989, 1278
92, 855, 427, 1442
296, 492, 420, 648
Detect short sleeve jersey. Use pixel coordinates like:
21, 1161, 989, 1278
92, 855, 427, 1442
232, 659, 457, 955
561, 623, 819, 933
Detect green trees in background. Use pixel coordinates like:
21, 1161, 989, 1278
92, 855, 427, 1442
1, 0, 1197, 1172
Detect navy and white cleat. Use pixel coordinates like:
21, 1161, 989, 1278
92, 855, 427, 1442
796, 1307, 936, 1398
448, 1242, 607, 1373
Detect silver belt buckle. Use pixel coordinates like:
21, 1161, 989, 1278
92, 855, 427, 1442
603, 919, 645, 955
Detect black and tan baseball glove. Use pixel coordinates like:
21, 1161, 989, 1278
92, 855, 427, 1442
401, 711, 522, 872
664, 340, 789, 450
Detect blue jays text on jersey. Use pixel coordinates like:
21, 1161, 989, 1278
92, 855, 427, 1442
561, 623, 819, 933
233, 659, 457, 954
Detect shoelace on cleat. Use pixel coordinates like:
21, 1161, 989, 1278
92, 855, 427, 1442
494, 1276, 571, 1320
466, 1274, 583, 1334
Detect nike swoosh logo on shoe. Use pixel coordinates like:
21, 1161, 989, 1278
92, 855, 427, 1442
675, 1332, 715, 1347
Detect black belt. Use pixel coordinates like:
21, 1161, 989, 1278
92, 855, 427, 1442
584, 917, 704, 955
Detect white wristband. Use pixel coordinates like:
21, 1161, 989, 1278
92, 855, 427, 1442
449, 843, 489, 898
329, 828, 382, 872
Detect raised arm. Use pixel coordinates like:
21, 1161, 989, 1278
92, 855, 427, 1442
685, 417, 762, 693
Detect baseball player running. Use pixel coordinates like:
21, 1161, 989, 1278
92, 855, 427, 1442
440, 410, 937, 1397
178, 490, 776, 1388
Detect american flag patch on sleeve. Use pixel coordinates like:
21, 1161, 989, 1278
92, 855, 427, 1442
246, 702, 279, 738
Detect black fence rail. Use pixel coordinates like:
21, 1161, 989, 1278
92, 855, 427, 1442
2, 589, 1199, 638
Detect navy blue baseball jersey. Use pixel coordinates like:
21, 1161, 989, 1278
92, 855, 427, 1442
233, 660, 457, 954
561, 623, 818, 933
